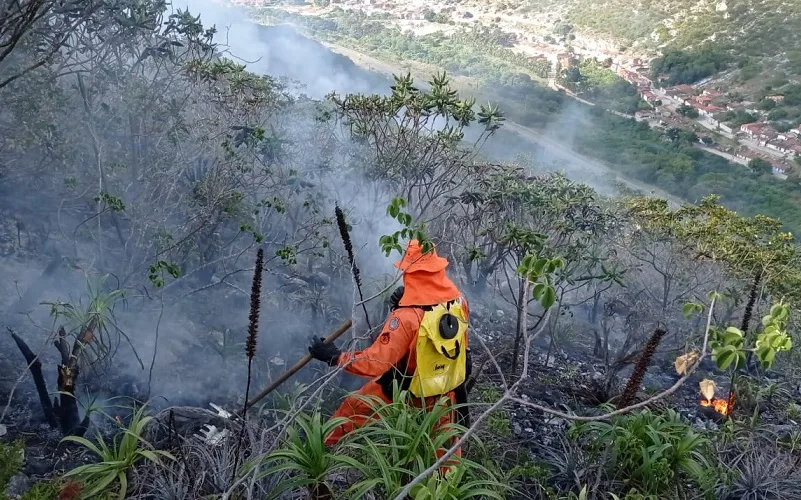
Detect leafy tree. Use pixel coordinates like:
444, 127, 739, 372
678, 104, 700, 118
651, 47, 730, 85
759, 98, 777, 111
327, 72, 503, 220
748, 158, 773, 176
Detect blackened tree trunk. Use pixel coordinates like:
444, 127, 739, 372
510, 278, 526, 375
10, 321, 95, 436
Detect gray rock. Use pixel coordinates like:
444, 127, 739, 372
4, 474, 31, 497
769, 424, 796, 441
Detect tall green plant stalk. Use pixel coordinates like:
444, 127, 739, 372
618, 328, 666, 409
232, 248, 264, 485
335, 204, 371, 331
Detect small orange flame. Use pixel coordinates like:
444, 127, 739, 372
700, 395, 734, 416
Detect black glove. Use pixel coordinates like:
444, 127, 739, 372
308, 337, 341, 366
389, 286, 405, 310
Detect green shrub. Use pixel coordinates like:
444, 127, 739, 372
258, 387, 508, 498
0, 440, 24, 492
61, 404, 174, 500
571, 409, 713, 497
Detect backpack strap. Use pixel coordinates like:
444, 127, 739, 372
440, 341, 460, 360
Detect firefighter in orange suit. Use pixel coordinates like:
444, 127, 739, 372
308, 240, 472, 455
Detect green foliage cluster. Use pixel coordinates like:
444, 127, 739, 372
719, 109, 758, 128
62, 405, 174, 500
256, 389, 508, 499
560, 58, 643, 114
710, 302, 792, 371
572, 409, 712, 496
563, 112, 801, 235
650, 47, 731, 85
378, 197, 431, 257
0, 440, 24, 493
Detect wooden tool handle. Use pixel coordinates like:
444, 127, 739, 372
246, 319, 353, 408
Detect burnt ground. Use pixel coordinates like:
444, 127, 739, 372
2, 254, 801, 497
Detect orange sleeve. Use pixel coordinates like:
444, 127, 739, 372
336, 308, 420, 379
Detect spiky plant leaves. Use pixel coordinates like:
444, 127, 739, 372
258, 413, 361, 500
410, 464, 507, 499
62, 404, 174, 500
576, 409, 711, 496
341, 387, 508, 498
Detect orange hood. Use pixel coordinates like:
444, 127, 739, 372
394, 240, 461, 307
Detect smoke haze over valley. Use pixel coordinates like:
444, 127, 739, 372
3, 0, 801, 498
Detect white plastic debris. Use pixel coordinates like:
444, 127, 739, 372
209, 403, 233, 419
195, 424, 230, 447
270, 356, 285, 366
0, 423, 6, 437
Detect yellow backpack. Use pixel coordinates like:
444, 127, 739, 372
408, 299, 469, 398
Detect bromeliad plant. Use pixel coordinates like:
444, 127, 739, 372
572, 408, 712, 497
343, 387, 509, 499
61, 404, 174, 500
43, 273, 140, 370
256, 411, 360, 500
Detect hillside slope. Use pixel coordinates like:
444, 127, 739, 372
508, 0, 801, 57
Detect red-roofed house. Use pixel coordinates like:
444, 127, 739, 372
692, 102, 724, 117
641, 90, 660, 103
772, 161, 788, 176
665, 84, 694, 97
740, 122, 778, 139
741, 123, 762, 136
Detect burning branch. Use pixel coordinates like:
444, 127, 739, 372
698, 379, 733, 417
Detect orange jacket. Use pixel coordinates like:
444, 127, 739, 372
335, 298, 470, 384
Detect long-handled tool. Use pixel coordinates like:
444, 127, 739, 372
246, 319, 353, 409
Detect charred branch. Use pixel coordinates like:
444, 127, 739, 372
8, 322, 96, 436
9, 328, 58, 428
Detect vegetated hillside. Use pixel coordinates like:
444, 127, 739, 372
5, 1, 801, 499
511, 0, 801, 55
257, 8, 801, 236
460, 0, 801, 86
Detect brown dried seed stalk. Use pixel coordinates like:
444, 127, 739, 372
245, 248, 263, 360
618, 328, 666, 409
